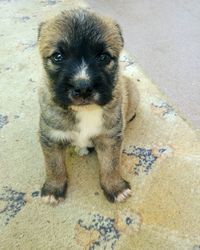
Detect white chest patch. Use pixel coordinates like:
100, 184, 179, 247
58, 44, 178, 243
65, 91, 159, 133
50, 106, 103, 148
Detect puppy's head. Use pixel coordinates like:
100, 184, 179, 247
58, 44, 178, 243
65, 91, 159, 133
38, 9, 124, 108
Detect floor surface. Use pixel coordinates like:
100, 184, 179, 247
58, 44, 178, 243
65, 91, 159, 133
88, 0, 200, 128
0, 1, 200, 249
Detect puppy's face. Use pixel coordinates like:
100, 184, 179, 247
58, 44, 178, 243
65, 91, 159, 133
38, 9, 124, 108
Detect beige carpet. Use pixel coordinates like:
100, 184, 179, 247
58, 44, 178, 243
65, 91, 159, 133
0, 1, 200, 249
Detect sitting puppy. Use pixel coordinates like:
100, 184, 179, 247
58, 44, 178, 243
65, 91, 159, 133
38, 9, 139, 204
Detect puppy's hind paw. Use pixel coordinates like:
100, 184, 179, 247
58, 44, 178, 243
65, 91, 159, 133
75, 146, 95, 156
75, 146, 89, 156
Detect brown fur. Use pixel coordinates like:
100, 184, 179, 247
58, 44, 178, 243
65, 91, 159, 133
38, 9, 139, 204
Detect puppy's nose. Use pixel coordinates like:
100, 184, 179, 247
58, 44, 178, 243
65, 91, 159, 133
72, 86, 93, 98
72, 80, 93, 98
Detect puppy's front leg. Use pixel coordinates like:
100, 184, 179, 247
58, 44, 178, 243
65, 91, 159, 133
40, 132, 67, 205
94, 136, 131, 203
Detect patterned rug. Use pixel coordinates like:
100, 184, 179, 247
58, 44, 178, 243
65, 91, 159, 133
0, 1, 200, 249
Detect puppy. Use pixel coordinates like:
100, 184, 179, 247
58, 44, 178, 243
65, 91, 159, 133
38, 9, 139, 204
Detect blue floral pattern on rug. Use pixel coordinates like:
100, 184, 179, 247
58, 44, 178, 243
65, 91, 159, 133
0, 115, 8, 129
78, 214, 120, 250
151, 100, 177, 117
123, 146, 166, 174
0, 187, 26, 227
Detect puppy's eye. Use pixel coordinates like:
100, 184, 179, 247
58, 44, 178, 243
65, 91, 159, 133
96, 53, 111, 64
51, 52, 64, 63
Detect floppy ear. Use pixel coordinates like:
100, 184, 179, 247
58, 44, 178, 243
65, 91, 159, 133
115, 23, 124, 47
103, 15, 124, 48
37, 21, 45, 41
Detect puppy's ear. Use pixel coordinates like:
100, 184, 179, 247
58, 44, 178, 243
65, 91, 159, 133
115, 23, 124, 47
103, 16, 124, 48
37, 21, 46, 41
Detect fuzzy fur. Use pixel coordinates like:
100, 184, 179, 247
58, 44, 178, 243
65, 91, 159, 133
38, 8, 139, 204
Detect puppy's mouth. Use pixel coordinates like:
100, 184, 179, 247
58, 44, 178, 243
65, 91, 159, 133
72, 97, 93, 106
69, 91, 99, 106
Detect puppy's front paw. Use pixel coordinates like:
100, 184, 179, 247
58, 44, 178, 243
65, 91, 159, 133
101, 179, 131, 203
115, 188, 132, 202
41, 181, 67, 205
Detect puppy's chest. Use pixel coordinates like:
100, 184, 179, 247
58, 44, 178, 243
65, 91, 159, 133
74, 109, 103, 147
51, 108, 104, 147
